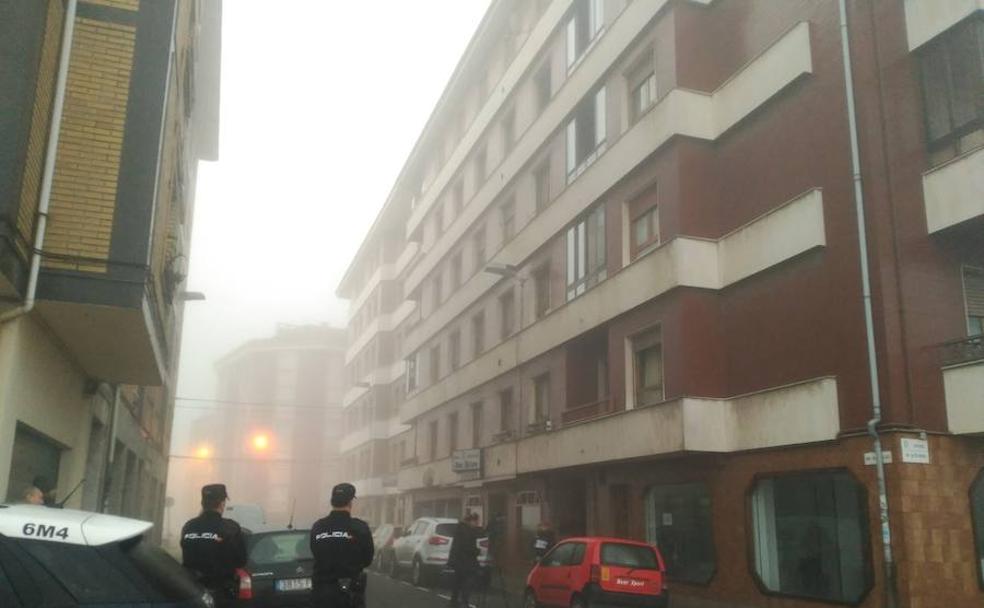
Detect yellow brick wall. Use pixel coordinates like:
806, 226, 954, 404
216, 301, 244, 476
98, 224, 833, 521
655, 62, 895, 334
44, 17, 136, 272
17, 0, 64, 253
84, 0, 139, 11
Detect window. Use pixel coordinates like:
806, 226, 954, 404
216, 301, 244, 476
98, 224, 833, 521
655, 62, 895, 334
473, 224, 487, 268
971, 470, 984, 587
535, 61, 552, 112
502, 108, 516, 153
597, 352, 609, 400
566, 205, 607, 300
499, 289, 516, 339
534, 161, 551, 212
430, 344, 441, 384
566, 0, 605, 69
633, 328, 663, 406
471, 402, 483, 448
542, 542, 575, 567
472, 311, 486, 356
627, 50, 657, 123
646, 483, 715, 584
601, 543, 660, 569
450, 252, 463, 291
501, 198, 516, 242
432, 273, 443, 307
532, 374, 550, 424
452, 180, 465, 214
428, 420, 439, 462
406, 353, 418, 392
7, 424, 61, 504
920, 18, 984, 149
448, 412, 459, 453
475, 146, 488, 185
631, 206, 659, 258
964, 266, 984, 336
751, 471, 872, 603
533, 264, 551, 319
499, 389, 514, 434
566, 87, 607, 178
449, 329, 461, 371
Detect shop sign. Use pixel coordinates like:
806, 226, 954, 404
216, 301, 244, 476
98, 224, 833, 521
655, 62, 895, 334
452, 448, 482, 473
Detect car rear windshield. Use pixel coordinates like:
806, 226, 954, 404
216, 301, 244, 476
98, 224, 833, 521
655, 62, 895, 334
249, 532, 312, 566
600, 543, 659, 570
0, 534, 200, 604
435, 524, 457, 537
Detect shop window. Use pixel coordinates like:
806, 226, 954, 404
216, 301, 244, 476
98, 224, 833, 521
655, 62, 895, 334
971, 470, 984, 587
963, 266, 984, 336
750, 471, 872, 603
645, 482, 715, 584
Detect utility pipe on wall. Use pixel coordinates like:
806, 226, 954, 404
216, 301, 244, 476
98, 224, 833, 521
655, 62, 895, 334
837, 1, 899, 606
0, 0, 78, 324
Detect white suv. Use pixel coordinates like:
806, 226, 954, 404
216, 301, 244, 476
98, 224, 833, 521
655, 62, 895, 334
389, 517, 489, 587
0, 503, 212, 607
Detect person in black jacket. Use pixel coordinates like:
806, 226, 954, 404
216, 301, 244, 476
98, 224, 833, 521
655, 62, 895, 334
448, 512, 482, 608
180, 484, 248, 606
310, 483, 374, 608
532, 520, 556, 562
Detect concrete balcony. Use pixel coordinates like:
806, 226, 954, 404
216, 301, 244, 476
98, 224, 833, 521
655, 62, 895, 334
923, 146, 984, 234
399, 377, 839, 491
942, 337, 984, 435
340, 416, 409, 453
904, 0, 984, 50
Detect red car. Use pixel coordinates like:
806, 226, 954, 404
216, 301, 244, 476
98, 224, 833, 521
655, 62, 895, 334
525, 537, 668, 608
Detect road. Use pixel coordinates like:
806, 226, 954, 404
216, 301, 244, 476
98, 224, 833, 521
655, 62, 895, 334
365, 570, 520, 608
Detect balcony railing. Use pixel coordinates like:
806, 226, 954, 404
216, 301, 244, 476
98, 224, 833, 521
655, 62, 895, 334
939, 335, 984, 366
562, 398, 614, 425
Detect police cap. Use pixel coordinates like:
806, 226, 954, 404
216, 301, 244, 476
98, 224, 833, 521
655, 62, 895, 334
330, 483, 356, 507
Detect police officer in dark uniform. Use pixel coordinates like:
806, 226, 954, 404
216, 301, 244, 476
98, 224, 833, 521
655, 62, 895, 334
180, 484, 248, 605
310, 483, 374, 608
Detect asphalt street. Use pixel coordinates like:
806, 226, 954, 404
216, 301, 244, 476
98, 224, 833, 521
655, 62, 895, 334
365, 570, 521, 608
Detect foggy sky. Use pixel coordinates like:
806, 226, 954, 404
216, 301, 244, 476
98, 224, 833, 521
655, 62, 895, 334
172, 1, 492, 453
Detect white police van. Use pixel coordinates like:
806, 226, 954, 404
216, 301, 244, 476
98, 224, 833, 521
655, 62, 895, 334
0, 503, 214, 607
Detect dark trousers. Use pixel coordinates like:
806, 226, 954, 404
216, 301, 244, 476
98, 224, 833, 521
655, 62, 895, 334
450, 564, 478, 606
311, 585, 363, 608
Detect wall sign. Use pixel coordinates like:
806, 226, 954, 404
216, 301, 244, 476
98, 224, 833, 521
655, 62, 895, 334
900, 438, 930, 464
452, 448, 482, 473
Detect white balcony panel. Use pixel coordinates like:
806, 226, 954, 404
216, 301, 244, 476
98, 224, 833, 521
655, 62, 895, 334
904, 0, 984, 50
944, 360, 984, 434
923, 146, 984, 234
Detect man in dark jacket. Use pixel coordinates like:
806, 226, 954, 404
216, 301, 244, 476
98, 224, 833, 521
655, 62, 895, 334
310, 483, 374, 608
180, 484, 248, 606
448, 512, 482, 608
532, 520, 556, 562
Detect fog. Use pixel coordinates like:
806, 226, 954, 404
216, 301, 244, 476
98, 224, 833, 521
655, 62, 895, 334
166, 0, 491, 541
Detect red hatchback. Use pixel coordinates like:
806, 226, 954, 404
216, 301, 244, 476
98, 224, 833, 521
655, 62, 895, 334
525, 537, 668, 608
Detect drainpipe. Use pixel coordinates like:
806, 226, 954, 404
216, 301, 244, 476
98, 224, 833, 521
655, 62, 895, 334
837, 2, 898, 607
0, 0, 78, 324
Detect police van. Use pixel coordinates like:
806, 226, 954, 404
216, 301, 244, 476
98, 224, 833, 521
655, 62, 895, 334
0, 503, 214, 607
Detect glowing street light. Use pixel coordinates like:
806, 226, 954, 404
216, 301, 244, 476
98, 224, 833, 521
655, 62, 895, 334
251, 433, 270, 452
194, 445, 212, 459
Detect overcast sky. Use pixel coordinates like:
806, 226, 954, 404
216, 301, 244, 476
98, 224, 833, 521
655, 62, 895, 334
172, 1, 491, 451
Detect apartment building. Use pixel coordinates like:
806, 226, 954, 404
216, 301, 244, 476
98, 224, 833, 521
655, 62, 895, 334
0, 0, 220, 537
338, 1, 984, 606
169, 325, 346, 534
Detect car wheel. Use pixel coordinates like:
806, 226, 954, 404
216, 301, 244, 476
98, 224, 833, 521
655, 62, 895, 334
571, 594, 590, 608
411, 557, 427, 587
524, 588, 540, 608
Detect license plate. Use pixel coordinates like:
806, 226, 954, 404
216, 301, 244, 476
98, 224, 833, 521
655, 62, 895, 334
275, 577, 312, 592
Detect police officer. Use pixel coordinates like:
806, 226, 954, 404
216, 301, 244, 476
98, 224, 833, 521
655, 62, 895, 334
310, 483, 374, 608
180, 484, 248, 605
448, 512, 481, 608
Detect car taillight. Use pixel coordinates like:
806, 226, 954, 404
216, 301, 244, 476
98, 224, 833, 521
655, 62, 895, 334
478, 539, 489, 549
235, 568, 253, 600
428, 535, 450, 545
589, 564, 601, 583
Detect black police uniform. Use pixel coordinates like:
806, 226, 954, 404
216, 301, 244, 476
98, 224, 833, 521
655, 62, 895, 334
181, 485, 247, 604
310, 485, 374, 608
448, 519, 481, 608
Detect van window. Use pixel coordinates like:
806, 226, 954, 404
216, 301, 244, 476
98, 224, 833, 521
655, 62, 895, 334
600, 543, 659, 569
542, 542, 575, 567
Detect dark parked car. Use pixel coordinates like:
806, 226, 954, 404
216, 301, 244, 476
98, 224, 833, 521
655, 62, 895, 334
0, 504, 212, 607
232, 529, 313, 607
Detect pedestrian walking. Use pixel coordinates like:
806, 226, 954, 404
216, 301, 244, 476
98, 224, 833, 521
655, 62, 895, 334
532, 520, 556, 562
449, 512, 482, 608
310, 483, 374, 608
180, 484, 248, 606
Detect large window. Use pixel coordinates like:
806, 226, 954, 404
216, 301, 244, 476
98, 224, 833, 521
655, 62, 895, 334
566, 205, 606, 300
566, 0, 605, 69
429, 344, 441, 384
963, 266, 984, 336
500, 289, 516, 339
428, 420, 439, 462
471, 402, 483, 448
449, 329, 461, 371
406, 353, 418, 392
448, 412, 459, 453
645, 483, 716, 584
566, 87, 607, 178
533, 263, 551, 319
473, 224, 487, 268
631, 206, 659, 259
6, 424, 61, 504
532, 374, 550, 425
632, 328, 663, 407
972, 470, 984, 587
750, 471, 872, 604
499, 389, 514, 436
472, 311, 486, 357
920, 18, 984, 151
501, 198, 516, 242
